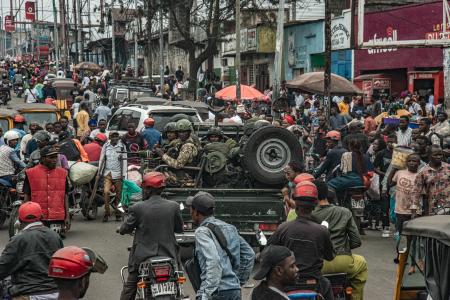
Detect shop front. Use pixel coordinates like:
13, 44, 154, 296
354, 1, 444, 102
408, 71, 443, 101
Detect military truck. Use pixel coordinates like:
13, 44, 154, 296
156, 122, 303, 250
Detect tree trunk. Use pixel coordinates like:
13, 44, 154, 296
146, 4, 153, 78
188, 48, 198, 90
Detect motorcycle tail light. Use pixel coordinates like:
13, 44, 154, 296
137, 280, 146, 289
258, 223, 278, 231
346, 287, 353, 295
177, 276, 187, 284
153, 265, 171, 282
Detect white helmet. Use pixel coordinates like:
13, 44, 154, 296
3, 130, 20, 144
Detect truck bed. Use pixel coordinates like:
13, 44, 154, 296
163, 188, 285, 247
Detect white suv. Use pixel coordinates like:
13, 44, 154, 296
107, 104, 202, 135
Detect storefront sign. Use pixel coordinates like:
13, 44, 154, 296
373, 78, 391, 89
331, 10, 351, 50
355, 1, 443, 75
4, 15, 15, 32
362, 80, 373, 100
411, 73, 434, 79
25, 1, 36, 22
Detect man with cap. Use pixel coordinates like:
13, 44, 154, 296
119, 172, 183, 300
49, 246, 107, 300
312, 180, 367, 300
187, 191, 255, 300
314, 130, 346, 180
141, 117, 162, 149
24, 145, 71, 233
268, 181, 335, 300
251, 245, 299, 300
0, 202, 63, 299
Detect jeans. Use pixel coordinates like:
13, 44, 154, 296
103, 173, 122, 216
120, 270, 138, 300
197, 289, 241, 300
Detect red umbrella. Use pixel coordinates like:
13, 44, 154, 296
215, 84, 269, 102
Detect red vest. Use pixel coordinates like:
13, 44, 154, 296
26, 164, 67, 221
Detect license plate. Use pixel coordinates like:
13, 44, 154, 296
151, 282, 175, 297
351, 199, 365, 209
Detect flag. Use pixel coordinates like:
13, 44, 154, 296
25, 1, 36, 22
5, 15, 15, 32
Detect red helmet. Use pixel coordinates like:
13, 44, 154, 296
48, 246, 93, 279
293, 173, 315, 185
95, 133, 108, 143
19, 202, 42, 223
293, 181, 318, 202
142, 172, 166, 188
13, 114, 26, 123
144, 118, 155, 127
325, 130, 341, 141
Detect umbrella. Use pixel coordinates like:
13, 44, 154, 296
215, 85, 269, 102
286, 72, 363, 95
74, 62, 102, 72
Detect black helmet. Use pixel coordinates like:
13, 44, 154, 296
163, 122, 177, 133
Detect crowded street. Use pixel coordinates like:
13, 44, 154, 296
1, 0, 450, 299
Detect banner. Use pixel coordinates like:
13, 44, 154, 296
5, 15, 15, 32
25, 1, 36, 21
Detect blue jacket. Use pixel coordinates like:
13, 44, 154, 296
195, 216, 255, 299
141, 127, 162, 149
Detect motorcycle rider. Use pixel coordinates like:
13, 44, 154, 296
23, 145, 70, 236
118, 172, 183, 300
48, 246, 108, 300
0, 72, 11, 104
268, 181, 335, 300
0, 202, 63, 299
0, 130, 26, 186
315, 131, 346, 180
312, 180, 368, 300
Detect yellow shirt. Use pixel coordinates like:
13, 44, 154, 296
338, 102, 349, 115
76, 110, 90, 137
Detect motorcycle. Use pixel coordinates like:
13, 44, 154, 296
14, 82, 23, 97
0, 81, 11, 105
0, 177, 18, 229
286, 273, 352, 300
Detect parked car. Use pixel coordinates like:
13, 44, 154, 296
108, 86, 155, 105
107, 104, 202, 134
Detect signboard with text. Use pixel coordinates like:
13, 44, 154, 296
331, 9, 351, 50
25, 1, 36, 22
5, 15, 15, 32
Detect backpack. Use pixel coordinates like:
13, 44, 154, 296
184, 223, 235, 292
59, 140, 81, 161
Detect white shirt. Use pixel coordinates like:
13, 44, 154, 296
72, 103, 80, 118
82, 76, 90, 88
24, 88, 37, 103
20, 133, 33, 158
396, 127, 412, 147
294, 93, 304, 108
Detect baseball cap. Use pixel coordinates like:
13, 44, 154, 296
186, 191, 215, 214
40, 145, 59, 157
253, 245, 293, 280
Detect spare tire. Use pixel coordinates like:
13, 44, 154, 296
242, 126, 303, 185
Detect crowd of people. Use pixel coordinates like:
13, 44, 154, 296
0, 56, 449, 300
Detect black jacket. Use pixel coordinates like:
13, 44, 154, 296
268, 216, 335, 277
251, 281, 289, 300
119, 195, 184, 271
0, 223, 63, 296
315, 146, 346, 178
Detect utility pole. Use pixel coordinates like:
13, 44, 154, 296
111, 7, 116, 70
59, 0, 67, 70
324, 0, 332, 124
53, 0, 59, 67
134, 0, 138, 78
77, 0, 83, 62
73, 0, 78, 63
146, 2, 152, 78
36, 3, 40, 62
272, 0, 285, 103
235, 0, 241, 101
159, 1, 163, 97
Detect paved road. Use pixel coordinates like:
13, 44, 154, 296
1, 95, 398, 299
0, 207, 397, 300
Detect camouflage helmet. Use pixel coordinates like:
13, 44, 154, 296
206, 127, 223, 138
176, 119, 193, 132
163, 122, 177, 133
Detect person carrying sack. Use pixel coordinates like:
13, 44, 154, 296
185, 191, 255, 300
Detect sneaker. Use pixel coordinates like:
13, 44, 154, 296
381, 227, 390, 238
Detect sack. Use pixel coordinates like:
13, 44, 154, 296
367, 173, 380, 200
60, 140, 81, 161
184, 223, 235, 292
69, 162, 98, 185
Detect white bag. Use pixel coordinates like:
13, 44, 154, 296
69, 162, 98, 185
367, 173, 380, 200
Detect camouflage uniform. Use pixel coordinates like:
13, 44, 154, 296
162, 137, 198, 169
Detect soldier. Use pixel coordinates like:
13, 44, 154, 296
161, 122, 179, 153
155, 119, 198, 186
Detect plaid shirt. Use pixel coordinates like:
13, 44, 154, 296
413, 162, 450, 215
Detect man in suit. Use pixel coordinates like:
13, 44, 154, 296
119, 172, 184, 300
